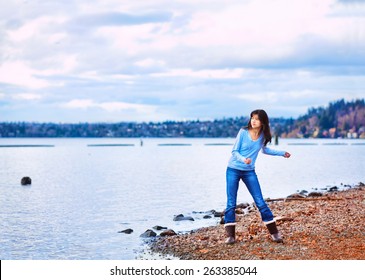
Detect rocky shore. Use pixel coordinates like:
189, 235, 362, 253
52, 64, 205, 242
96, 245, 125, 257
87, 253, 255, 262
147, 184, 365, 260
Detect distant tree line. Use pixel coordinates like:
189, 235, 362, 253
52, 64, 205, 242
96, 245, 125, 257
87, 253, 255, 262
282, 99, 365, 139
1, 99, 364, 138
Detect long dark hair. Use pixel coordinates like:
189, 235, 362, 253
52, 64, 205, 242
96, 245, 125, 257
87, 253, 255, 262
247, 109, 272, 146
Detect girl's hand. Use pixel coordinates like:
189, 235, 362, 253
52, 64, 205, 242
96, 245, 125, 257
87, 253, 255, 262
284, 152, 291, 158
244, 158, 252, 164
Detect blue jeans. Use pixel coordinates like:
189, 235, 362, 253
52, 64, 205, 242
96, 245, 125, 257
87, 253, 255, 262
225, 167, 274, 223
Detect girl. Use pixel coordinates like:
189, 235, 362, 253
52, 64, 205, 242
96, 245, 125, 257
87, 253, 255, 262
224, 109, 291, 244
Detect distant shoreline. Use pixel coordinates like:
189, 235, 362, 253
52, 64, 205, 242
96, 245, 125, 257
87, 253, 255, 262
1, 99, 365, 138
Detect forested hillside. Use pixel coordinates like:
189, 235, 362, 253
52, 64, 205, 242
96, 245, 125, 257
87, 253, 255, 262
279, 99, 365, 138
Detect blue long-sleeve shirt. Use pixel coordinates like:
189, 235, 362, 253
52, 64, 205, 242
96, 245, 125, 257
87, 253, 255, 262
227, 128, 285, 171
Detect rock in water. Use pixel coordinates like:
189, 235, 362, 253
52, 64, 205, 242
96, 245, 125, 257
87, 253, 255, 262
21, 177, 32, 185
173, 214, 195, 221
153, 225, 168, 230
118, 228, 133, 234
140, 229, 157, 238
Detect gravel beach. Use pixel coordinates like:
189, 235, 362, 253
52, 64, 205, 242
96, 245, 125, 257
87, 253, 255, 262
148, 184, 365, 260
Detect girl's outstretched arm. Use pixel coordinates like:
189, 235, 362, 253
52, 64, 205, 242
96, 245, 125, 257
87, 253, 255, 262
261, 146, 290, 157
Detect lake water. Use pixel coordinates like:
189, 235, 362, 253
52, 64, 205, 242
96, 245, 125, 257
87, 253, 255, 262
0, 137, 364, 260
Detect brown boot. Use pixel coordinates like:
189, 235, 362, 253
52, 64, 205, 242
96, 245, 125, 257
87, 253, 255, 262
224, 223, 236, 244
265, 221, 283, 243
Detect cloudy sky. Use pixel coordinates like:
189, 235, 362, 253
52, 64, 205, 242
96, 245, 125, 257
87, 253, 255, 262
1, 0, 364, 123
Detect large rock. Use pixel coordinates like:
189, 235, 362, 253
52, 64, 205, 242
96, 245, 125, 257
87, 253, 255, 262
140, 229, 157, 238
328, 186, 339, 192
173, 214, 194, 221
308, 192, 323, 197
287, 193, 306, 199
21, 177, 32, 185
160, 229, 177, 237
237, 202, 250, 209
118, 228, 133, 234
153, 225, 167, 230
213, 210, 223, 217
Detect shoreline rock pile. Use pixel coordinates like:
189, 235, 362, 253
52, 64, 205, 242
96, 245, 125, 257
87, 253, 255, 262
146, 183, 365, 260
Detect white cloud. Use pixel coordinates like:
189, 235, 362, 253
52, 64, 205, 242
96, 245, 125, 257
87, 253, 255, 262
12, 93, 43, 100
135, 58, 165, 68
38, 55, 78, 76
0, 0, 364, 122
47, 32, 68, 45
7, 16, 67, 42
237, 92, 279, 103
99, 102, 156, 113
177, 0, 344, 57
62, 99, 157, 114
0, 61, 50, 89
151, 68, 245, 79
63, 99, 95, 109
96, 23, 175, 55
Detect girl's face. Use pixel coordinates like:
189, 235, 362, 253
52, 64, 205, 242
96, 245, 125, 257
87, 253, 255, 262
250, 114, 262, 129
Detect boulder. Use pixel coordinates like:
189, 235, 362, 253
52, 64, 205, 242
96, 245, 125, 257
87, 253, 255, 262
153, 225, 167, 230
237, 202, 250, 209
118, 228, 133, 234
308, 192, 323, 197
287, 193, 306, 199
21, 177, 32, 185
160, 229, 177, 237
173, 214, 194, 221
213, 211, 223, 217
140, 229, 157, 238
328, 186, 339, 192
